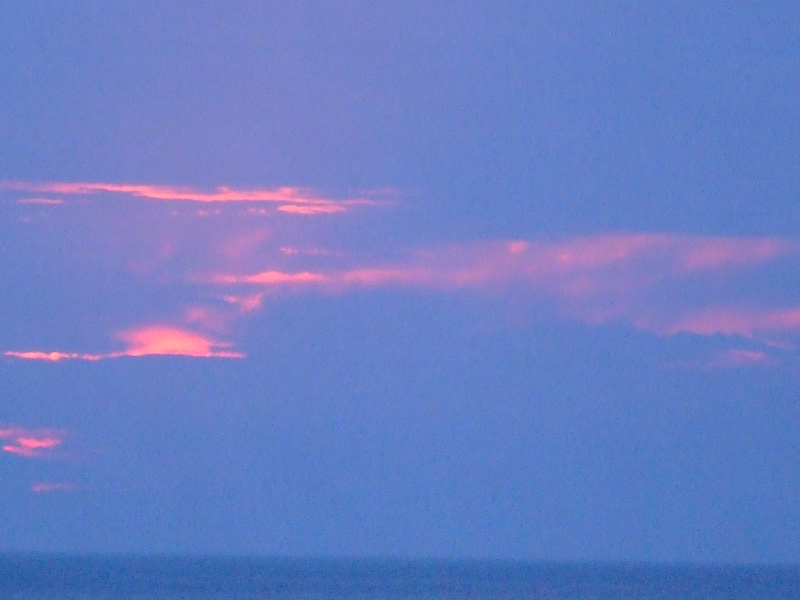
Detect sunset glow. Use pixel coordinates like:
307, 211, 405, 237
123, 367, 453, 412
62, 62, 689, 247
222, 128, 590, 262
3, 2, 799, 562
115, 326, 244, 358
6, 326, 245, 361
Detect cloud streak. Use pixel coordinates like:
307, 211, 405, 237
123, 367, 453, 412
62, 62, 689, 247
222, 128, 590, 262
708, 349, 773, 368
1, 180, 383, 215
669, 348, 776, 370
31, 482, 78, 493
213, 234, 794, 289
16, 197, 64, 205
659, 307, 800, 338
210, 233, 786, 279
208, 234, 800, 343
4, 351, 105, 361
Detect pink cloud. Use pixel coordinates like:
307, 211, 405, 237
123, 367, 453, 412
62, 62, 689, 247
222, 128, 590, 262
0, 426, 65, 458
213, 267, 436, 290
206, 234, 800, 345
16, 197, 63, 205
4, 351, 104, 361
339, 267, 435, 287
712, 349, 772, 367
279, 246, 334, 256
214, 270, 330, 285
0, 180, 379, 214
5, 326, 244, 361
277, 204, 347, 215
193, 208, 222, 217
3, 215, 799, 365
239, 207, 271, 216
183, 305, 234, 332
220, 229, 271, 260
31, 482, 78, 493
511, 234, 792, 282
677, 237, 790, 272
4, 437, 61, 456
671, 348, 774, 370
662, 307, 800, 338
115, 325, 243, 358
212, 234, 794, 293
222, 293, 264, 313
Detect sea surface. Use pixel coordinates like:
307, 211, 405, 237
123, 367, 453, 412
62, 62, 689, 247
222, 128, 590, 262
0, 555, 798, 599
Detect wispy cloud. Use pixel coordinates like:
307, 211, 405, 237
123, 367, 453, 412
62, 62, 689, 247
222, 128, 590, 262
4, 351, 105, 361
276, 204, 347, 215
1, 180, 384, 215
670, 348, 775, 370
207, 234, 800, 348
31, 481, 78, 493
708, 349, 773, 368
0, 426, 66, 458
659, 307, 800, 338
3, 177, 799, 367
279, 246, 334, 256
213, 234, 794, 290
8, 232, 797, 363
213, 270, 330, 286
4, 231, 798, 364
221, 293, 265, 313
16, 197, 63, 205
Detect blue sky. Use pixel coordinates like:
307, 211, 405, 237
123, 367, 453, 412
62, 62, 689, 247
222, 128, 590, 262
1, 2, 799, 562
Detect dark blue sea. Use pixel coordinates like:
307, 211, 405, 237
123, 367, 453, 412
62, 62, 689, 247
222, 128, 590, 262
1, 556, 798, 599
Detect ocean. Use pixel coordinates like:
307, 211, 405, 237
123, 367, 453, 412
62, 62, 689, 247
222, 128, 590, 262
0, 555, 798, 599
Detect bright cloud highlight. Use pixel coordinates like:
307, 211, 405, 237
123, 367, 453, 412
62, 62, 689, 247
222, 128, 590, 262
0, 426, 65, 458
5, 326, 244, 361
115, 326, 243, 358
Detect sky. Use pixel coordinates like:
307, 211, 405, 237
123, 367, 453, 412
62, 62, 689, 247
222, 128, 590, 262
1, 2, 799, 563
